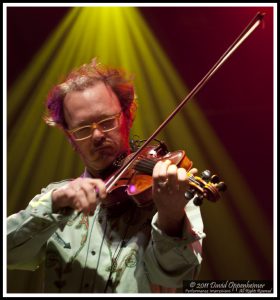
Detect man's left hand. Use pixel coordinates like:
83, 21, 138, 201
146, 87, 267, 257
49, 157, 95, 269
152, 159, 197, 236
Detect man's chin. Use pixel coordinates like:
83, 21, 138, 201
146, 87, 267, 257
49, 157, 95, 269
87, 154, 116, 173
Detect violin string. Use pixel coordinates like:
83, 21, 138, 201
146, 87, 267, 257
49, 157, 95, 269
135, 161, 156, 168
133, 158, 203, 187
129, 157, 151, 169
134, 159, 156, 174
117, 151, 204, 187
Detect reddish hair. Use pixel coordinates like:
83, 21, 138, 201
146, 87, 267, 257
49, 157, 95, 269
44, 58, 137, 130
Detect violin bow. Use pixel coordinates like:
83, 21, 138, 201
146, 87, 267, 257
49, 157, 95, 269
105, 12, 265, 192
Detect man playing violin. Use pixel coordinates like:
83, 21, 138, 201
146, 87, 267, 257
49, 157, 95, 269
7, 59, 205, 293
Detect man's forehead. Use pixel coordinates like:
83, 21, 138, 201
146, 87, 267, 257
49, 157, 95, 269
63, 85, 121, 128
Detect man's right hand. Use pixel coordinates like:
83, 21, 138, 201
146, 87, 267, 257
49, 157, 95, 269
52, 178, 107, 215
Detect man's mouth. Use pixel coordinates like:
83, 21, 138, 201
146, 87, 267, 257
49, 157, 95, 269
94, 145, 111, 152
90, 144, 116, 157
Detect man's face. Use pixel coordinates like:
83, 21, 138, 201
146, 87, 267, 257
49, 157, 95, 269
63, 82, 130, 175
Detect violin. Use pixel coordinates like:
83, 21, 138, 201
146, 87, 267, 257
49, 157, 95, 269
101, 12, 264, 209
102, 141, 226, 208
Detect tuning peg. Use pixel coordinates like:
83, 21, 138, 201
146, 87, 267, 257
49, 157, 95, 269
216, 182, 227, 192
185, 189, 195, 200
210, 174, 220, 183
201, 170, 211, 180
193, 195, 204, 206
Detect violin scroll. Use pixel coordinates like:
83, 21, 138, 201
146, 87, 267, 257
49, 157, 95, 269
185, 169, 227, 206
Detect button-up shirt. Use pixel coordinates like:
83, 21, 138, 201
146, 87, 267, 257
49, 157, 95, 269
7, 174, 205, 293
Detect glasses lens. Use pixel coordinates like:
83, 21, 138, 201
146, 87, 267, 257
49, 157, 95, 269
73, 127, 92, 139
99, 116, 119, 132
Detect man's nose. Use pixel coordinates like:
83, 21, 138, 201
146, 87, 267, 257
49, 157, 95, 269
91, 128, 106, 146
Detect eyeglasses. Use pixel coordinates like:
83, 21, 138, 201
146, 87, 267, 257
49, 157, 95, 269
67, 112, 122, 141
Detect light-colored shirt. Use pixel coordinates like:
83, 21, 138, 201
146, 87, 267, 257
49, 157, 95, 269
7, 175, 205, 293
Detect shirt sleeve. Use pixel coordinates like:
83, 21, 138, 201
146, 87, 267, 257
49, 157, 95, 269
7, 181, 73, 271
143, 199, 206, 289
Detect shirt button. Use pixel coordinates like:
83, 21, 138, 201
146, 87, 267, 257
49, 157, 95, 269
121, 240, 127, 248
91, 250, 96, 255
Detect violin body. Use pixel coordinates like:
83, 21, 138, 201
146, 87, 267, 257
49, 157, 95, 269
102, 145, 192, 207
102, 144, 225, 208
127, 147, 193, 206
